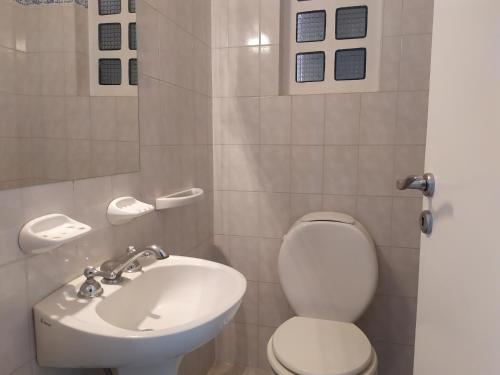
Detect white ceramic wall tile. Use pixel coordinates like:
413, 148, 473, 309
0, 188, 25, 267
65, 97, 91, 140
396, 91, 429, 145
257, 326, 275, 371
216, 323, 259, 367
393, 145, 426, 197
227, 191, 260, 236
322, 195, 357, 217
290, 146, 324, 194
323, 146, 359, 195
290, 193, 322, 223
388, 247, 420, 298
373, 341, 414, 375
401, 0, 434, 35
90, 97, 117, 141
259, 192, 290, 239
0, 261, 32, 375
194, 94, 213, 145
360, 93, 398, 145
194, 41, 213, 96
260, 0, 280, 46
358, 295, 417, 345
166, 0, 194, 34
260, 96, 291, 145
212, 48, 230, 97
73, 176, 113, 231
228, 47, 260, 97
291, 95, 325, 145
222, 97, 260, 145
212, 0, 229, 48
399, 34, 433, 91
358, 146, 395, 196
325, 94, 361, 145
259, 238, 281, 283
356, 196, 393, 246
258, 283, 291, 327
235, 280, 259, 324
137, 0, 161, 79
259, 46, 279, 96
0, 1, 15, 50
229, 235, 260, 281
260, 146, 291, 193
383, 0, 403, 36
391, 197, 422, 248
11, 362, 32, 375
208, 362, 270, 375
228, 0, 260, 47
226, 145, 261, 190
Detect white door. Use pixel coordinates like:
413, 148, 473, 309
413, 1, 500, 374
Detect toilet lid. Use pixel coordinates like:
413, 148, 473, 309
272, 317, 373, 375
278, 212, 378, 322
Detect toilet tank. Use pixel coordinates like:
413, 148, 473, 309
278, 212, 378, 322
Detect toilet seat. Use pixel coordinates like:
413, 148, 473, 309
267, 317, 377, 375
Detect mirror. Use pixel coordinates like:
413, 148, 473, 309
0, 0, 139, 190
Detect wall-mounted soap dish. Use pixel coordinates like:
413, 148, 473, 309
156, 188, 204, 210
19, 214, 92, 255
107, 196, 155, 225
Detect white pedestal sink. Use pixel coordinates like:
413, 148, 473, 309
33, 256, 246, 375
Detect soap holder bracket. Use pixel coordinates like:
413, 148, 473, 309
156, 188, 204, 210
107, 197, 155, 226
19, 214, 92, 255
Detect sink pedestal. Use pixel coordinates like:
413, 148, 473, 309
115, 356, 182, 375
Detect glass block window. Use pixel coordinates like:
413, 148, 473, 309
129, 23, 137, 50
98, 23, 121, 51
129, 0, 136, 13
283, 0, 382, 94
98, 0, 121, 15
88, 0, 152, 94
336, 6, 368, 40
335, 48, 366, 80
296, 52, 325, 83
296, 11, 326, 43
99, 59, 122, 85
129, 59, 138, 85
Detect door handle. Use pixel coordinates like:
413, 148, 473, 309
396, 173, 435, 197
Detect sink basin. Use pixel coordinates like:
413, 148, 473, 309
34, 256, 246, 375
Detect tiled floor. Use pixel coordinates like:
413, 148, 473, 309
208, 362, 272, 375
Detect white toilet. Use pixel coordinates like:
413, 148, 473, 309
267, 212, 379, 375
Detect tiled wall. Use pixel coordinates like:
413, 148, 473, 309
0, 0, 214, 374
0, 1, 139, 189
211, 0, 433, 374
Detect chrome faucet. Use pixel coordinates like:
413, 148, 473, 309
78, 245, 169, 298
100, 244, 169, 284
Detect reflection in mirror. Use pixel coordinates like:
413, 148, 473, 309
0, 0, 140, 190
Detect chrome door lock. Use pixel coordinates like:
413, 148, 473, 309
420, 210, 433, 235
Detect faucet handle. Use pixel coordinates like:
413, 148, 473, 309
78, 266, 105, 298
124, 246, 142, 273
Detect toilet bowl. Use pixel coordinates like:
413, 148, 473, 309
267, 212, 378, 375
